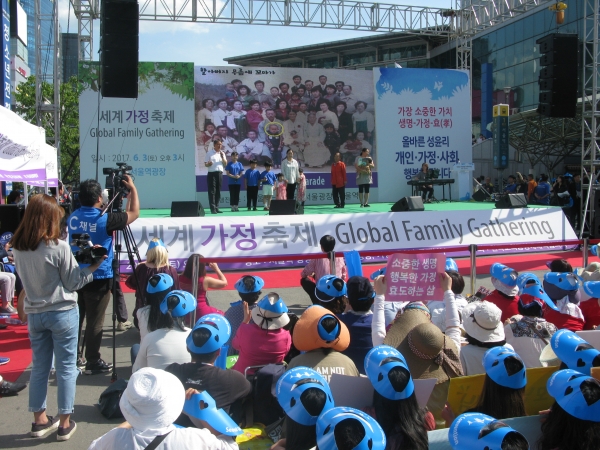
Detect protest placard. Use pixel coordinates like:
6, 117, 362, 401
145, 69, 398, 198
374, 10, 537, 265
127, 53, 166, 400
385, 252, 444, 301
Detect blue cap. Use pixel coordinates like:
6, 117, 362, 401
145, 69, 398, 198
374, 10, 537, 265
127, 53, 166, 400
448, 413, 528, 450
543, 272, 581, 292
369, 267, 386, 281
251, 292, 290, 330
276, 367, 334, 426
315, 275, 347, 302
256, 292, 288, 315
183, 391, 243, 436
316, 407, 386, 450
147, 273, 174, 294
591, 245, 598, 257
186, 314, 231, 354
584, 281, 600, 298
550, 329, 600, 376
160, 290, 197, 318
547, 369, 600, 422
517, 272, 539, 290
518, 276, 559, 312
490, 263, 518, 287
147, 239, 166, 252
483, 346, 527, 389
364, 345, 414, 401
234, 275, 265, 294
445, 257, 459, 272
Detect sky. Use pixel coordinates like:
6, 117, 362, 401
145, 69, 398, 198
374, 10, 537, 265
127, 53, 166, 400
57, 0, 453, 67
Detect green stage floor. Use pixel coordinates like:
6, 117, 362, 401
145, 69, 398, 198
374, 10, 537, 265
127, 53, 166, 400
139, 201, 555, 218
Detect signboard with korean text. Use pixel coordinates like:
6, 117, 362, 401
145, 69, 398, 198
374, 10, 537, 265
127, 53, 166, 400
78, 62, 196, 208
373, 68, 472, 203
120, 207, 576, 272
384, 252, 444, 301
2, 0, 10, 108
193, 66, 376, 206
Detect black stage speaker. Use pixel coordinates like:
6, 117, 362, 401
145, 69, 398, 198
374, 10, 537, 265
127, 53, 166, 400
171, 201, 204, 217
269, 200, 297, 215
472, 189, 489, 202
0, 205, 24, 235
391, 196, 424, 212
495, 193, 528, 209
100, 0, 139, 98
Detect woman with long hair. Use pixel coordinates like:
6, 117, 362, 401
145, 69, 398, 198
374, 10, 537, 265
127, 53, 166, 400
538, 370, 600, 450
11, 194, 107, 440
313, 274, 347, 315
365, 345, 432, 450
179, 253, 227, 317
127, 238, 179, 321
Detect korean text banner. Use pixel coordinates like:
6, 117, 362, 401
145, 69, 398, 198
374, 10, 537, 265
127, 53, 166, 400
194, 66, 376, 206
124, 208, 575, 265
78, 62, 196, 208
373, 68, 473, 203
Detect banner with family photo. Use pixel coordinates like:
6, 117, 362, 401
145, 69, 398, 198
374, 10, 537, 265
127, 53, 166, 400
194, 66, 376, 206
78, 62, 196, 208
373, 68, 473, 203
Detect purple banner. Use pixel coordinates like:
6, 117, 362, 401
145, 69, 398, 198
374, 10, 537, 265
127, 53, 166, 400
0, 168, 47, 181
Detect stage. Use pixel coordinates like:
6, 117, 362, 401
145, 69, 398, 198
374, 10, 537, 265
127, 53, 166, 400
139, 200, 555, 218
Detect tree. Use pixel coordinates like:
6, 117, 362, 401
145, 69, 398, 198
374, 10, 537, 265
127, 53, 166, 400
13, 75, 82, 184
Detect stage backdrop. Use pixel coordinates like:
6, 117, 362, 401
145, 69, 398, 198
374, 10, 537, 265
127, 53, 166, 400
374, 68, 473, 203
78, 62, 196, 208
194, 66, 376, 206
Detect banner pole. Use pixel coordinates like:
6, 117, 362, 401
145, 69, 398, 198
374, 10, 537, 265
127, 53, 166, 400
469, 244, 477, 295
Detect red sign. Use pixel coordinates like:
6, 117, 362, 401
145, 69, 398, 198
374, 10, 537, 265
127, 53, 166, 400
385, 252, 445, 301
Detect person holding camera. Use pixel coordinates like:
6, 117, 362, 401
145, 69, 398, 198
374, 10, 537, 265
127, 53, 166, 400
10, 194, 108, 440
68, 176, 139, 375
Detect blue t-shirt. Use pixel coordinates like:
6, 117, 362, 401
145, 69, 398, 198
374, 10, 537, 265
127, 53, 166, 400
261, 171, 277, 186
504, 183, 517, 193
244, 169, 262, 187
226, 161, 245, 185
534, 182, 551, 205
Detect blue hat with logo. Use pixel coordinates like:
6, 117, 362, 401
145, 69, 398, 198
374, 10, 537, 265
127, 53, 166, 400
490, 263, 518, 287
316, 407, 386, 450
251, 292, 290, 330
591, 245, 599, 257
234, 275, 265, 294
584, 281, 600, 298
550, 329, 600, 376
517, 272, 539, 289
183, 391, 243, 436
369, 267, 386, 281
276, 367, 334, 426
147, 239, 166, 252
517, 273, 559, 312
364, 345, 414, 401
483, 346, 527, 389
448, 413, 528, 450
160, 290, 197, 318
547, 369, 600, 422
186, 314, 231, 354
315, 275, 347, 302
543, 272, 581, 291
445, 257, 459, 272
147, 273, 174, 294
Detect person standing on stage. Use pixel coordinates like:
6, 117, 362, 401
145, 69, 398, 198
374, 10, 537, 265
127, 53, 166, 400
205, 138, 227, 214
244, 160, 261, 211
331, 152, 347, 208
354, 148, 374, 207
225, 152, 244, 212
281, 148, 300, 200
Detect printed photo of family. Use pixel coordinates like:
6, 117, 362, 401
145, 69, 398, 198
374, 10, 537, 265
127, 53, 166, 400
194, 68, 376, 176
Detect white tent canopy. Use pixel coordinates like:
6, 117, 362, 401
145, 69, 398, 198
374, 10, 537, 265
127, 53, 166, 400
0, 106, 58, 187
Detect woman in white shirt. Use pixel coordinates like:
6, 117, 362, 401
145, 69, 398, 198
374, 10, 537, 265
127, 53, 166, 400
132, 290, 196, 372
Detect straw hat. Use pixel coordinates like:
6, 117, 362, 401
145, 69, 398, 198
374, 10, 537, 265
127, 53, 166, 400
580, 263, 600, 282
462, 301, 505, 343
383, 309, 430, 350
293, 305, 350, 352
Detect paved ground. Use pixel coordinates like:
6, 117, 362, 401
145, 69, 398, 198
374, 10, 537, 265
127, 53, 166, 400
0, 269, 547, 449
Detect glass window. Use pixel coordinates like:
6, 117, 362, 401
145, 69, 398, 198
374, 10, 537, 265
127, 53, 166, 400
523, 37, 535, 62
343, 51, 376, 66
497, 26, 506, 49
495, 69, 506, 89
533, 12, 545, 36
514, 41, 524, 64
496, 48, 506, 69
523, 15, 534, 39
505, 45, 515, 68
487, 32, 497, 53
515, 63, 524, 87
505, 23, 515, 47
523, 60, 535, 84
513, 18, 524, 43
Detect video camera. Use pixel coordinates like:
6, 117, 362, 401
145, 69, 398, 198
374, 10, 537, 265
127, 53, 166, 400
103, 163, 133, 212
71, 233, 108, 264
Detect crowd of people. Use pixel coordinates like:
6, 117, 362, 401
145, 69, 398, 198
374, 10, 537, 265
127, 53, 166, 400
196, 75, 376, 174
2, 177, 600, 448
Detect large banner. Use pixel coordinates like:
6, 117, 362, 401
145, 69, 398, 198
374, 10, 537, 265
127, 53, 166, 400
78, 62, 196, 208
373, 68, 472, 203
121, 208, 575, 271
194, 66, 376, 206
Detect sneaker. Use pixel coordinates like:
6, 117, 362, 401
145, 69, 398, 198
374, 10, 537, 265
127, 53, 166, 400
0, 304, 16, 314
0, 356, 9, 365
117, 321, 132, 331
31, 416, 59, 438
360, 204, 364, 207
0, 379, 26, 396
253, 207, 257, 211
364, 204, 371, 207
57, 420, 77, 441
84, 358, 112, 375
248, 207, 252, 211
76, 357, 87, 368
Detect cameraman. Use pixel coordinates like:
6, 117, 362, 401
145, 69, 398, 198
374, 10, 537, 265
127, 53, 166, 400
68, 176, 139, 375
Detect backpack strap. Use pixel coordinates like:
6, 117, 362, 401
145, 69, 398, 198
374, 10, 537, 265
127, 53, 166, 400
144, 431, 173, 450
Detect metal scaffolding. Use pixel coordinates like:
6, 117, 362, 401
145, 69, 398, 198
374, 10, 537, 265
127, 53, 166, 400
72, 0, 98, 62
581, 0, 600, 237
35, 0, 61, 178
